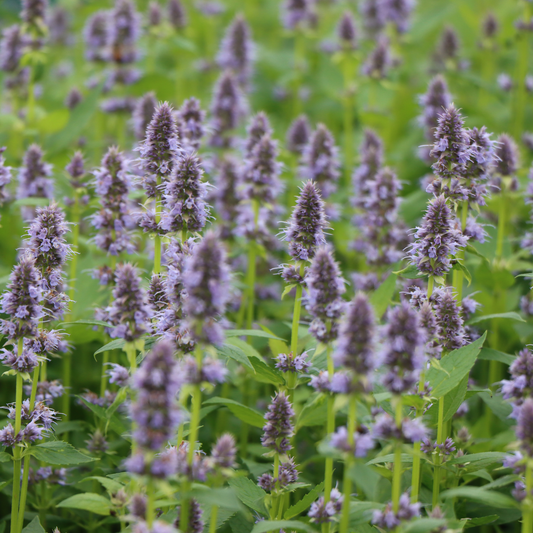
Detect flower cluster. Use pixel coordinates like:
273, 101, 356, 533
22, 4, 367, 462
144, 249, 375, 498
261, 391, 295, 453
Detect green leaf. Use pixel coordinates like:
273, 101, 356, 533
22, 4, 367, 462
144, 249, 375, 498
11, 197, 50, 208
77, 396, 129, 436
297, 393, 328, 428
0, 452, 11, 462
229, 477, 268, 516
190, 487, 244, 512
479, 392, 513, 424
443, 375, 468, 423
369, 274, 398, 318
58, 493, 112, 515
393, 264, 423, 279
204, 397, 265, 428
21, 517, 45, 533
85, 476, 124, 494
426, 333, 486, 399
217, 343, 254, 370
226, 329, 286, 341
36, 109, 69, 135
251, 520, 317, 533
29, 441, 95, 466
467, 312, 525, 325
463, 516, 499, 529
402, 519, 447, 533
478, 348, 515, 365
366, 454, 414, 465
249, 358, 285, 385
46, 83, 103, 154
465, 243, 490, 263
94, 339, 125, 356
440, 487, 518, 509
60, 319, 114, 328
447, 452, 510, 466
106, 387, 128, 418
284, 482, 325, 519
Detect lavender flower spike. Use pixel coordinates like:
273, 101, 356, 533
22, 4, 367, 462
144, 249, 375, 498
282, 181, 328, 262
0, 25, 26, 73
408, 195, 468, 279
137, 101, 181, 198
106, 264, 152, 342
177, 97, 206, 153
286, 114, 311, 155
434, 289, 467, 352
244, 112, 273, 158
381, 303, 426, 394
305, 246, 346, 343
131, 92, 157, 141
0, 147, 12, 210
333, 293, 376, 388
84, 11, 110, 62
168, 0, 187, 30
0, 256, 43, 341
129, 339, 181, 455
160, 154, 210, 234
337, 11, 358, 50
261, 391, 295, 453
183, 231, 231, 345
300, 124, 340, 199
217, 14, 254, 88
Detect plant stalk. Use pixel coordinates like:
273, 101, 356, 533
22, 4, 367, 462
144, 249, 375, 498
392, 398, 403, 512
339, 395, 357, 533
432, 396, 445, 509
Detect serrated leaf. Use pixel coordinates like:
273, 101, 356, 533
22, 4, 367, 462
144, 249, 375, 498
78, 396, 129, 436
29, 441, 95, 466
440, 487, 518, 508
284, 482, 324, 519
190, 486, 244, 512
402, 518, 447, 533
21, 517, 45, 533
297, 393, 328, 428
58, 493, 112, 515
369, 273, 398, 318
426, 333, 486, 399
251, 520, 317, 533
106, 386, 128, 418
94, 339, 125, 356
226, 329, 287, 341
85, 476, 124, 494
204, 397, 265, 428
218, 343, 254, 370
447, 452, 510, 466
443, 375, 468, 423
249, 357, 285, 385
229, 477, 268, 516
467, 312, 525, 325
61, 319, 113, 328
478, 348, 515, 365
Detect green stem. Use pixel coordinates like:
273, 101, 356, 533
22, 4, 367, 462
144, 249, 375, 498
147, 478, 155, 528
100, 350, 110, 397
293, 30, 305, 116
339, 395, 357, 533
524, 460, 533, 533
432, 396, 445, 509
496, 188, 507, 262
514, 9, 530, 137
342, 52, 354, 191
392, 398, 403, 512
427, 276, 434, 299
11, 348, 24, 533
410, 370, 425, 503
290, 263, 305, 356
246, 201, 259, 330
323, 344, 335, 529
271, 454, 281, 520
209, 505, 219, 533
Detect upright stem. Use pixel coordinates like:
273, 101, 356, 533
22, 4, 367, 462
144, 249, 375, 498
392, 398, 403, 512
100, 350, 110, 396
246, 201, 259, 330
323, 344, 335, 526
339, 395, 357, 533
410, 370, 425, 503
271, 453, 281, 519
496, 187, 507, 262
432, 396, 445, 509
524, 460, 533, 533
342, 52, 354, 191
146, 478, 155, 528
513, 7, 530, 138
209, 505, 219, 533
290, 263, 305, 356
11, 341, 24, 533
18, 364, 41, 532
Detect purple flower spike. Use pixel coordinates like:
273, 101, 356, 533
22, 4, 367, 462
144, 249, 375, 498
106, 263, 152, 342
132, 92, 157, 141
337, 11, 358, 49
129, 340, 181, 456
211, 433, 237, 469
177, 97, 206, 153
381, 302, 426, 394
244, 112, 273, 158
160, 154, 210, 234
169, 0, 187, 29
261, 391, 295, 453
0, 25, 27, 73
84, 11, 110, 62
517, 398, 533, 457
334, 293, 376, 389
372, 492, 421, 529
217, 14, 254, 88
108, 0, 141, 65
309, 488, 344, 523
282, 181, 328, 262
362, 37, 391, 79
183, 232, 231, 345
175, 499, 203, 533
300, 124, 340, 199
137, 101, 181, 198
286, 114, 311, 155
281, 0, 315, 30
305, 246, 346, 343
434, 289, 467, 352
